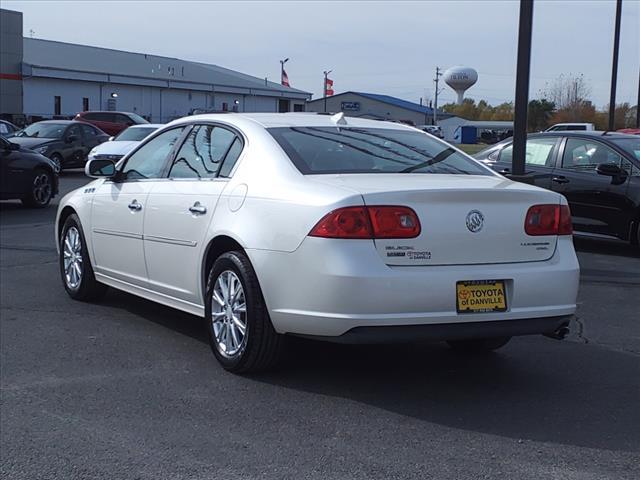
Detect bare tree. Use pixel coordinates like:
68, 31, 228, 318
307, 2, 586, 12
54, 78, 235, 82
540, 74, 593, 121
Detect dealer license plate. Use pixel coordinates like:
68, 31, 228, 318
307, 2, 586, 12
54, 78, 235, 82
456, 280, 507, 314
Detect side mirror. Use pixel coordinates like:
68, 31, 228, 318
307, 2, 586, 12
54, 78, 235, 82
85, 158, 116, 178
595, 163, 623, 177
66, 134, 78, 143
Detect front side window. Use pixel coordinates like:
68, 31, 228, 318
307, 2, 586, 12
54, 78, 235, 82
268, 127, 490, 175
561, 138, 622, 171
120, 127, 184, 180
499, 137, 557, 167
169, 125, 238, 179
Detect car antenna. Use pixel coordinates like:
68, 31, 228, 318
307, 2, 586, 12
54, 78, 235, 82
330, 112, 348, 126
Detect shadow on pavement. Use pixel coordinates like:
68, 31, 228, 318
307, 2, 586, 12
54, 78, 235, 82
574, 236, 639, 259
100, 289, 639, 453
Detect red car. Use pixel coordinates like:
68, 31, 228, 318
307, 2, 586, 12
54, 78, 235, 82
74, 111, 149, 136
618, 128, 640, 135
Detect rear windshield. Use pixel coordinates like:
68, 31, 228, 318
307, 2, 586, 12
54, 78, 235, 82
269, 127, 491, 175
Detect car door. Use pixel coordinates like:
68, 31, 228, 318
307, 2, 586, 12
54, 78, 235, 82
490, 136, 560, 189
0, 138, 29, 195
80, 124, 103, 160
143, 123, 244, 304
90, 127, 186, 287
550, 137, 632, 238
63, 124, 85, 166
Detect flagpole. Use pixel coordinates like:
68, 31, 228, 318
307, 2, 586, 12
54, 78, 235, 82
280, 57, 289, 86
323, 70, 332, 113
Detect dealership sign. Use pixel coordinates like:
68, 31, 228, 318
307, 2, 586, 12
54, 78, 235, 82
341, 102, 360, 111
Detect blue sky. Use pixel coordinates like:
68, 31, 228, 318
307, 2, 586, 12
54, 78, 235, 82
4, 0, 639, 107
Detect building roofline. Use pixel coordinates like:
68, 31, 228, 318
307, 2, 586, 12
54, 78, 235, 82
22, 37, 312, 96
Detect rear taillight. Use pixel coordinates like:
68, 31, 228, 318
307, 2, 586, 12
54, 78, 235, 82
525, 204, 573, 236
309, 206, 421, 239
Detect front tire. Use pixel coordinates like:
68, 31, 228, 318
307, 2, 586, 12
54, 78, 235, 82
447, 336, 511, 352
59, 214, 107, 301
50, 153, 63, 172
21, 169, 53, 208
205, 251, 283, 373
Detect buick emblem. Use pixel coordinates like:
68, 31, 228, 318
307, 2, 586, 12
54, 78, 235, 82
466, 210, 484, 233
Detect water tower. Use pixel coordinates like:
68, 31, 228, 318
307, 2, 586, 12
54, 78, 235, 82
443, 66, 478, 105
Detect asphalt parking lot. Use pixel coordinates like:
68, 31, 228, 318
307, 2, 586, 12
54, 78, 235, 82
1, 172, 639, 480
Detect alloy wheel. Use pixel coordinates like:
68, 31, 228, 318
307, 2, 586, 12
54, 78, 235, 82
32, 173, 52, 205
211, 270, 247, 358
63, 226, 83, 289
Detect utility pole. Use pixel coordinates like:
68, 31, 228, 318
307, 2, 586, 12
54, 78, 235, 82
511, 0, 534, 179
608, 0, 622, 130
323, 70, 332, 113
433, 67, 442, 125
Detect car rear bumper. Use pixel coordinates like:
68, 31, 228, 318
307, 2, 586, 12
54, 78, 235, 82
296, 315, 572, 344
247, 236, 580, 337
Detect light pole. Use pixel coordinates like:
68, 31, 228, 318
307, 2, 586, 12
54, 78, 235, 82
608, 0, 622, 130
280, 58, 289, 85
323, 70, 332, 113
510, 0, 534, 180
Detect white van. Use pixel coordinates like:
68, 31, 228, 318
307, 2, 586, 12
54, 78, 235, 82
545, 123, 595, 132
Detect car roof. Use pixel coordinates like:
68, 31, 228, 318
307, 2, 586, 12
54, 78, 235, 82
170, 112, 413, 130
126, 123, 163, 129
78, 111, 137, 115
532, 131, 635, 139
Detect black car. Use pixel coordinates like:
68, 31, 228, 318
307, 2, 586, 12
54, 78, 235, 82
0, 119, 19, 138
9, 120, 109, 171
474, 132, 640, 246
0, 136, 59, 208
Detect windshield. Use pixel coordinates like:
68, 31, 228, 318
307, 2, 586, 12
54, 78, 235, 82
269, 127, 491, 175
610, 138, 640, 162
16, 122, 67, 139
114, 126, 158, 142
127, 112, 149, 124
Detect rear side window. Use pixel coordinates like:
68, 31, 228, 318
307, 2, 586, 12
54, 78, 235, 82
80, 124, 98, 137
499, 137, 557, 167
268, 127, 490, 175
169, 125, 241, 179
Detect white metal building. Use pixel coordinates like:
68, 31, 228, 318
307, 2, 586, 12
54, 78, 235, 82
0, 8, 311, 123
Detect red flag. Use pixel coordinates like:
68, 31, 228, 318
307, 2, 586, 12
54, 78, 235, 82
281, 69, 290, 87
325, 77, 334, 96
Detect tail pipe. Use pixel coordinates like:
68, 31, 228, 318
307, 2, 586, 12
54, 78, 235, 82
544, 322, 570, 340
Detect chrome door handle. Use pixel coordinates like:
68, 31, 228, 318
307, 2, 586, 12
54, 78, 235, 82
552, 176, 569, 184
189, 201, 207, 215
128, 200, 142, 211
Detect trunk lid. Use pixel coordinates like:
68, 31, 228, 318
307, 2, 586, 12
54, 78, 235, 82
309, 174, 561, 265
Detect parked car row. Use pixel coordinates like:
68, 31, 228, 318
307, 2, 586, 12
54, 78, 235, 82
0, 135, 59, 207
1, 112, 160, 209
474, 131, 640, 246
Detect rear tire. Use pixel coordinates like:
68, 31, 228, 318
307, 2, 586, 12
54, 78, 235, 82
21, 169, 53, 208
205, 251, 284, 373
59, 214, 108, 301
447, 336, 511, 352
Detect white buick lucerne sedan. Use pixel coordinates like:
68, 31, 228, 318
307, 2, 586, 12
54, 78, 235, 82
56, 113, 580, 373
